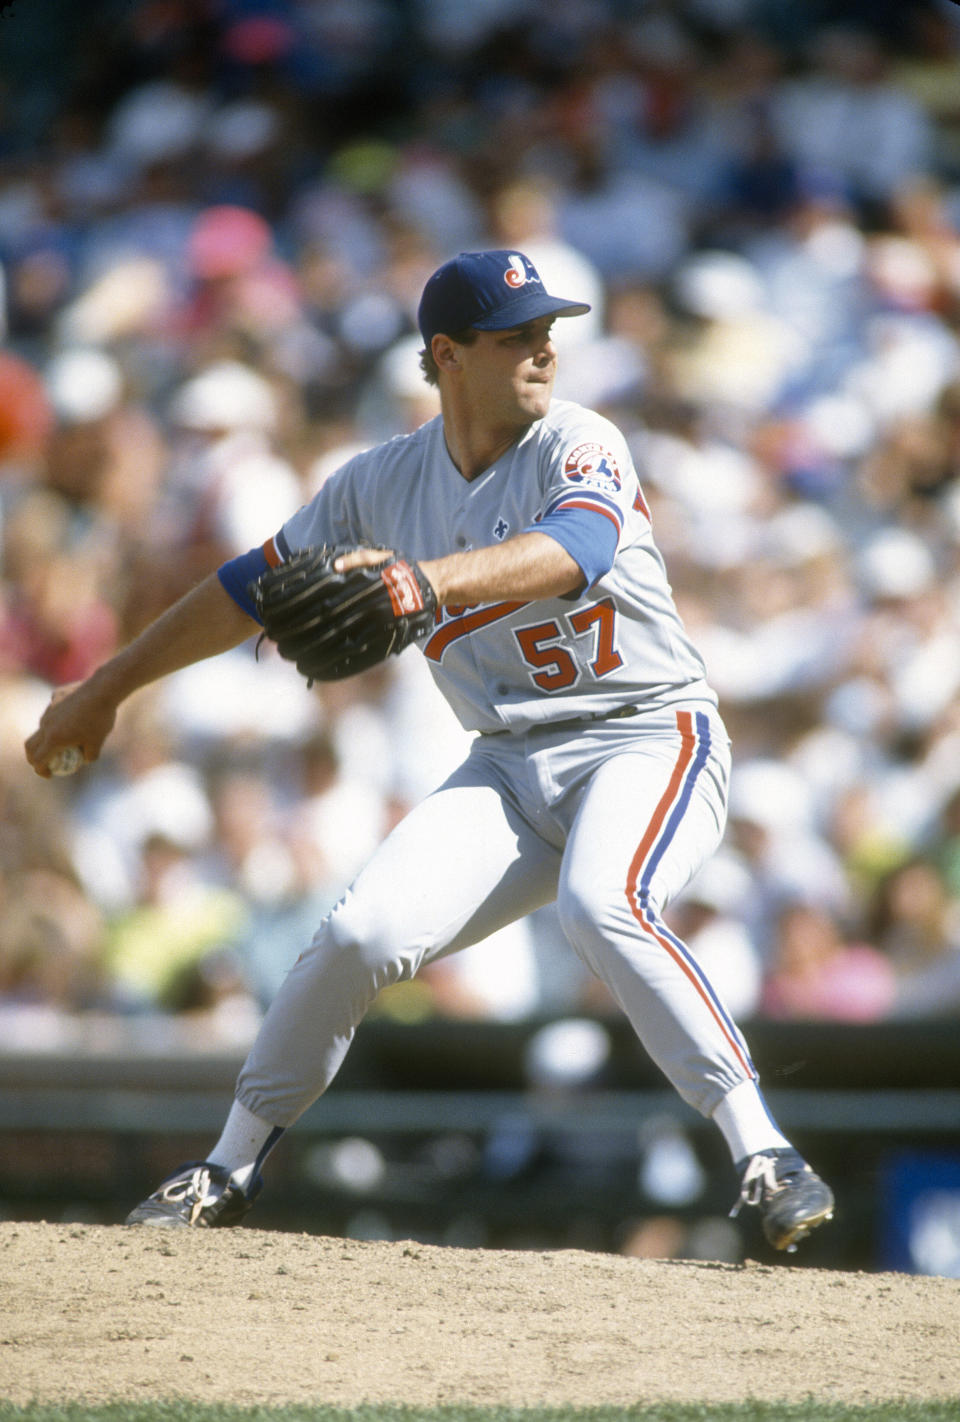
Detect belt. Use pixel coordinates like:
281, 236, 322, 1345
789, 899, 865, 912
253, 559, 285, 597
479, 703, 643, 737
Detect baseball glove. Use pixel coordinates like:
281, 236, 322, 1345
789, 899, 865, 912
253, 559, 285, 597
250, 545, 437, 683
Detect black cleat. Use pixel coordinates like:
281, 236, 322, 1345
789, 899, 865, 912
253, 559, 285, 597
730, 1148, 835, 1252
125, 1161, 261, 1228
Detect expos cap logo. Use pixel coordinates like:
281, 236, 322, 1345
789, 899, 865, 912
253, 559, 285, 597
564, 442, 622, 491
504, 253, 539, 289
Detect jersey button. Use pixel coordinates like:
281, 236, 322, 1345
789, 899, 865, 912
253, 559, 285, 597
497, 682, 509, 694
455, 535, 467, 547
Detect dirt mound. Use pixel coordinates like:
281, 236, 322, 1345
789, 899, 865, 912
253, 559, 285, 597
0, 1222, 957, 1407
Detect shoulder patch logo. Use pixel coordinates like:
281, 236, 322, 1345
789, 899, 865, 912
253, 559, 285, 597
563, 442, 622, 492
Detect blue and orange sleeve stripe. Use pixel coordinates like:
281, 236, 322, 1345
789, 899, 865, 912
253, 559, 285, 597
217, 536, 286, 623
524, 500, 620, 596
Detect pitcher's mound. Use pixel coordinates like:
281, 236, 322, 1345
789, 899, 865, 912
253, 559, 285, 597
1, 1222, 957, 1407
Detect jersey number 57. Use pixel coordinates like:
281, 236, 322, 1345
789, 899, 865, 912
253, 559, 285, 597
514, 597, 623, 692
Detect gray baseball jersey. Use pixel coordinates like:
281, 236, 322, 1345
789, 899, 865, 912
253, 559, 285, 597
270, 399, 716, 733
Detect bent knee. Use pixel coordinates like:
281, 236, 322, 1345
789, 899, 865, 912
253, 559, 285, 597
557, 874, 661, 952
556, 876, 608, 949
324, 896, 423, 985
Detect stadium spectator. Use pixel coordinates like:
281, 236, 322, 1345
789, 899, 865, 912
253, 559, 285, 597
760, 900, 895, 1022
867, 857, 960, 1018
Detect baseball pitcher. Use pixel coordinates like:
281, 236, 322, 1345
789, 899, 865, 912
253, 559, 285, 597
26, 250, 833, 1251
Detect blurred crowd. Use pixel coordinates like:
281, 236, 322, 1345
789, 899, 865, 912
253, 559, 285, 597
4, 0, 960, 1050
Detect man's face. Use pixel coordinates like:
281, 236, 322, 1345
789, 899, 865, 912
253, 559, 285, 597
456, 316, 558, 427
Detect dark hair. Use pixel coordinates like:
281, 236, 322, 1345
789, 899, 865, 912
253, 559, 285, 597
418, 326, 480, 386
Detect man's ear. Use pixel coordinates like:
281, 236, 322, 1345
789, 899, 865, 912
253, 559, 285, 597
432, 334, 461, 373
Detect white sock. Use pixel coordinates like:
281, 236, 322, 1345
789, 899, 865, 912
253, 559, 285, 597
208, 1099, 282, 1191
712, 1080, 791, 1166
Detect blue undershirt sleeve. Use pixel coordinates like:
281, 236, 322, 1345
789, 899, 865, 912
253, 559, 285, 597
217, 544, 272, 625
525, 506, 620, 598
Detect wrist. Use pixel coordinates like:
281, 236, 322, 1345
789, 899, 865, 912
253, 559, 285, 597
86, 654, 134, 709
418, 558, 445, 604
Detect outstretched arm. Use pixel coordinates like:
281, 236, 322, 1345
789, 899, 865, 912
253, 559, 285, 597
25, 573, 259, 777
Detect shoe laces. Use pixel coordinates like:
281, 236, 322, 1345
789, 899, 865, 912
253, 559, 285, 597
729, 1152, 787, 1218
159, 1165, 225, 1225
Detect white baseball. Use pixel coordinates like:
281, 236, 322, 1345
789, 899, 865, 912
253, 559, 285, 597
48, 745, 84, 777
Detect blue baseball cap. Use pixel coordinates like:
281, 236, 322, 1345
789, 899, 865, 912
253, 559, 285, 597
418, 249, 591, 346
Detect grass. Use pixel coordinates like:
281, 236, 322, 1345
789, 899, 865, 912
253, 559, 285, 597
0, 1404, 958, 1422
